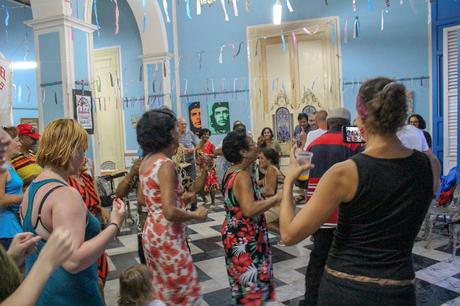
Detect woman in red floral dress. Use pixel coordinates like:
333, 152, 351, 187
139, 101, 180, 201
221, 129, 282, 305
196, 128, 219, 207
136, 109, 208, 306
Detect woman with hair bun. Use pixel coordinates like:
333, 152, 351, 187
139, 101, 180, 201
280, 77, 440, 305
137, 108, 208, 306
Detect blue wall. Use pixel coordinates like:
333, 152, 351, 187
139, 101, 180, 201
177, 0, 430, 144
0, 1, 38, 124
92, 0, 144, 151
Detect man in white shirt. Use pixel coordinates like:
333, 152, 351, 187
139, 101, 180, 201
397, 124, 429, 152
304, 110, 328, 150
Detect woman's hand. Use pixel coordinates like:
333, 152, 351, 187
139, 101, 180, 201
37, 228, 74, 271
110, 198, 127, 228
285, 146, 314, 185
7, 232, 41, 266
194, 205, 208, 221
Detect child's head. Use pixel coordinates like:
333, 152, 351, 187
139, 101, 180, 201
118, 264, 153, 306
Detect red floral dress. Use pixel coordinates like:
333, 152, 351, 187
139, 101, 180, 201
198, 140, 219, 192
221, 169, 275, 305
140, 158, 201, 306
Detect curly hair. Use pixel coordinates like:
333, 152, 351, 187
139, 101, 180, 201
222, 129, 249, 163
407, 114, 426, 130
261, 147, 279, 166
136, 108, 177, 155
198, 128, 211, 139
118, 264, 152, 306
358, 77, 407, 135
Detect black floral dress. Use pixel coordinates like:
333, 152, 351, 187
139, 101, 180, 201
221, 169, 275, 305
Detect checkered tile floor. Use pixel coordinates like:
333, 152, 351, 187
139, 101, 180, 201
103, 194, 460, 306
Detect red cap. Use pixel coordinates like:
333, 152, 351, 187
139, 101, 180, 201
17, 124, 40, 140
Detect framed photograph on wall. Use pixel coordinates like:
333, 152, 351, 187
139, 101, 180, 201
73, 89, 94, 134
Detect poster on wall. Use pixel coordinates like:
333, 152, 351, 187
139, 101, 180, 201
208, 102, 230, 135
73, 90, 94, 134
0, 59, 12, 126
188, 102, 202, 135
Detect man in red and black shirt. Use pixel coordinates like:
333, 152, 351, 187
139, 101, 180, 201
302, 108, 364, 306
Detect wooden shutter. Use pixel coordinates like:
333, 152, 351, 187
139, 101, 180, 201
443, 26, 459, 174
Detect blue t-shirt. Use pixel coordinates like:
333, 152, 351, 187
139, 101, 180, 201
0, 164, 23, 238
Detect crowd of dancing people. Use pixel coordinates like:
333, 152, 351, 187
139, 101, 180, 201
0, 77, 440, 306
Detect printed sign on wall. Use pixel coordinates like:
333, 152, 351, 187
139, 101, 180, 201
73, 90, 94, 134
0, 59, 12, 126
188, 101, 202, 135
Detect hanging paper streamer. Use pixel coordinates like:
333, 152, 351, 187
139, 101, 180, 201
409, 0, 417, 14
197, 0, 202, 15
327, 24, 334, 45
139, 64, 143, 82
23, 32, 30, 61
142, 0, 147, 32
184, 79, 188, 95
324, 0, 328, 6
198, 51, 205, 69
367, 0, 374, 11
254, 38, 260, 56
311, 79, 316, 90
18, 86, 22, 103
400, 0, 404, 4
291, 32, 298, 49
234, 41, 244, 57
427, 1, 431, 24
93, 0, 101, 38
185, 0, 192, 19
303, 25, 320, 35
3, 5, 9, 37
220, 0, 229, 21
219, 44, 226, 64
381, 9, 388, 31
163, 0, 171, 23
109, 72, 114, 87
114, 0, 120, 35
344, 17, 349, 44
245, 0, 251, 12
286, 0, 293, 12
352, 0, 357, 12
353, 16, 360, 39
232, 0, 238, 16
385, 0, 390, 9
211, 79, 215, 92
221, 78, 225, 91
42, 89, 46, 105
281, 32, 287, 52
54, 91, 58, 104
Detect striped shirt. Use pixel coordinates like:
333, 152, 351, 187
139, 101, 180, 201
10, 152, 42, 189
68, 173, 101, 216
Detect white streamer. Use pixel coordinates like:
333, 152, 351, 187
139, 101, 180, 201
286, 0, 293, 12
184, 79, 188, 95
197, 0, 202, 15
427, 1, 431, 24
163, 0, 170, 23
221, 0, 229, 21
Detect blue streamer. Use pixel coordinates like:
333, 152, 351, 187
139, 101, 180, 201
281, 32, 286, 51
5, 6, 9, 27
93, 0, 101, 39
368, 0, 375, 11
185, 0, 192, 19
142, 0, 147, 32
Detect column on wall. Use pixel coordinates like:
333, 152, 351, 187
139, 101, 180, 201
27, 0, 97, 158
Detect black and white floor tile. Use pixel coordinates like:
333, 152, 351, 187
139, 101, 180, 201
103, 194, 460, 306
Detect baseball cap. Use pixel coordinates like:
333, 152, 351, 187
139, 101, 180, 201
327, 108, 351, 121
17, 124, 40, 140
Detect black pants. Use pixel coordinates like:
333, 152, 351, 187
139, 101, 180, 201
303, 228, 335, 306
318, 271, 416, 306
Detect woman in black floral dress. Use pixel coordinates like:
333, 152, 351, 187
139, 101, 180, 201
221, 129, 282, 305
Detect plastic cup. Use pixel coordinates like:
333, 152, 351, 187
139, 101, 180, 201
295, 150, 313, 181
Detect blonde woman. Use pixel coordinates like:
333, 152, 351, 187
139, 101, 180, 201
20, 119, 126, 306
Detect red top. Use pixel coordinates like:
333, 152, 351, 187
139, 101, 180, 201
68, 173, 101, 216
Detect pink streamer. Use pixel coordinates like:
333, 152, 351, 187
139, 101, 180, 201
232, 0, 238, 16
114, 0, 120, 35
292, 32, 298, 48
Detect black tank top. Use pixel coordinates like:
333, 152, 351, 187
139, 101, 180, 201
327, 151, 433, 280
